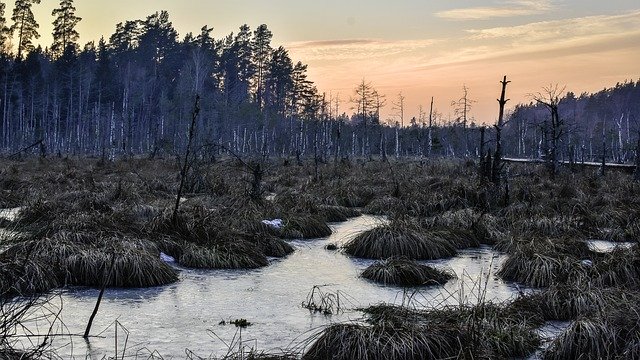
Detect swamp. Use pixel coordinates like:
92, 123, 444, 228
1, 156, 639, 359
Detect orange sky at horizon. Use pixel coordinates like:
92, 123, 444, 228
9, 1, 640, 125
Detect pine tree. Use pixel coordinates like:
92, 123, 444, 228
0, 2, 10, 54
51, 0, 82, 58
252, 24, 272, 108
266, 46, 293, 115
10, 0, 41, 59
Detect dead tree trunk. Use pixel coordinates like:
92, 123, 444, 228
172, 95, 201, 223
634, 131, 640, 181
479, 126, 487, 182
492, 76, 510, 185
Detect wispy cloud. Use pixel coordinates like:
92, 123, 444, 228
288, 39, 379, 48
467, 10, 640, 41
288, 38, 438, 61
436, 0, 554, 20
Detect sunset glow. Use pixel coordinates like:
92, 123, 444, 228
14, 0, 640, 124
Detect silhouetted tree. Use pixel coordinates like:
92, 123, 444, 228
51, 0, 81, 58
11, 0, 41, 59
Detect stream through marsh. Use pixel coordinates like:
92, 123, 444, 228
37, 215, 521, 358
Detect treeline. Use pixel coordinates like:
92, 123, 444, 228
0, 1, 637, 162
502, 80, 640, 163
0, 1, 472, 159
1, 1, 333, 158
0, 0, 502, 161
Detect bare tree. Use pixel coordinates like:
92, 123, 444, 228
392, 91, 405, 128
532, 84, 566, 177
428, 97, 434, 157
451, 85, 475, 156
351, 79, 376, 156
492, 75, 510, 185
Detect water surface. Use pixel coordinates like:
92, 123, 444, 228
44, 215, 522, 358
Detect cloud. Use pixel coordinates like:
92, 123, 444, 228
436, 0, 554, 20
289, 39, 378, 48
287, 38, 438, 62
467, 10, 640, 41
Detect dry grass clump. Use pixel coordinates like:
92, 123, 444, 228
316, 205, 360, 223
302, 303, 540, 360
509, 285, 616, 321
497, 236, 593, 287
363, 196, 403, 216
0, 230, 179, 294
343, 222, 457, 260
514, 215, 583, 238
430, 229, 479, 249
301, 322, 459, 360
497, 247, 589, 288
332, 185, 377, 208
421, 208, 506, 246
544, 319, 618, 360
593, 245, 640, 288
178, 242, 269, 269
0, 257, 60, 297
361, 257, 454, 287
543, 296, 640, 360
64, 238, 178, 287
148, 207, 284, 268
249, 234, 295, 258
280, 215, 332, 239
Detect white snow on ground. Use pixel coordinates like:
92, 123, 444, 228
261, 219, 284, 229
0, 207, 22, 221
160, 252, 175, 263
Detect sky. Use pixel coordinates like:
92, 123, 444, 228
9, 0, 640, 124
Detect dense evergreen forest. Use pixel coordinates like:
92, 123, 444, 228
0, 0, 638, 162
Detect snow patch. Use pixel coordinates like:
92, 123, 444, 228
160, 252, 175, 263
262, 219, 284, 229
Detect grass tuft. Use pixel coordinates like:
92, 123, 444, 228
361, 257, 454, 287
344, 222, 456, 260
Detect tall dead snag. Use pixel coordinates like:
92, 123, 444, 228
601, 122, 607, 176
635, 130, 640, 181
492, 76, 510, 185
452, 85, 475, 156
173, 95, 201, 223
428, 96, 434, 158
534, 85, 565, 178
478, 126, 488, 183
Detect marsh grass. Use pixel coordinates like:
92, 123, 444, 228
0, 257, 60, 296
544, 319, 618, 360
250, 235, 294, 258
594, 245, 640, 287
281, 215, 332, 239
316, 205, 360, 223
301, 285, 342, 315
178, 242, 269, 269
361, 257, 454, 287
343, 222, 456, 260
65, 240, 179, 287
497, 242, 591, 287
510, 285, 615, 321
302, 301, 541, 360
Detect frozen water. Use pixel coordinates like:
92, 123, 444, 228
48, 215, 523, 358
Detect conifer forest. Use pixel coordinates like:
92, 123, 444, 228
1, 1, 640, 359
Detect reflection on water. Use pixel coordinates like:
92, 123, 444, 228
51, 215, 523, 358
